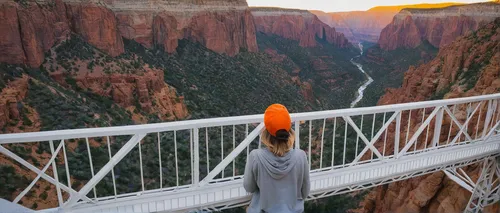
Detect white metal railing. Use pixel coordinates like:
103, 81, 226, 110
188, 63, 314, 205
1, 93, 500, 212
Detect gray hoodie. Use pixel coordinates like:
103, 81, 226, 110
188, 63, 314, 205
244, 148, 310, 213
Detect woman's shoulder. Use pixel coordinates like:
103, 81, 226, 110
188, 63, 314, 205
291, 149, 307, 161
293, 148, 307, 156
248, 149, 265, 161
249, 148, 306, 159
249, 148, 263, 156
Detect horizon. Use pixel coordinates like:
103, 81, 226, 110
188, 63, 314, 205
247, 0, 490, 12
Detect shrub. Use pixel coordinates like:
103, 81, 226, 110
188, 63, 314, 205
40, 191, 48, 200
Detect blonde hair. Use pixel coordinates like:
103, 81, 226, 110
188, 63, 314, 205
261, 129, 295, 157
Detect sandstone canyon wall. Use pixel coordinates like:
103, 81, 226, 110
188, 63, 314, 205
0, 75, 30, 131
310, 10, 359, 43
354, 18, 500, 213
0, 0, 122, 68
311, 3, 463, 43
379, 2, 500, 50
251, 8, 349, 48
108, 0, 257, 55
312, 10, 394, 43
0, 0, 258, 68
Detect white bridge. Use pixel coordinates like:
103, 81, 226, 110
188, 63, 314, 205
1, 94, 500, 213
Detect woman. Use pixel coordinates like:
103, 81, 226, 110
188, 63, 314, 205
244, 104, 310, 213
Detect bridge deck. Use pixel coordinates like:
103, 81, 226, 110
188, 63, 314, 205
69, 137, 500, 213
1, 93, 500, 213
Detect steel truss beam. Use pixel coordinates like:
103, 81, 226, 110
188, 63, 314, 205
464, 157, 500, 213
2, 94, 500, 213
192, 153, 499, 212
446, 157, 500, 213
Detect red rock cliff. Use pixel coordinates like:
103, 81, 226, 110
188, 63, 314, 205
0, 75, 29, 130
70, 69, 189, 120
0, 0, 122, 67
66, 3, 124, 57
379, 2, 500, 50
251, 8, 349, 48
0, 0, 258, 68
311, 3, 463, 43
111, 0, 257, 55
353, 18, 500, 213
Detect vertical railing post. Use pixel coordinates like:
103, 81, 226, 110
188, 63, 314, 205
295, 121, 300, 149
193, 128, 199, 186
308, 120, 312, 169
482, 100, 495, 138
394, 112, 401, 159
49, 140, 64, 206
432, 107, 444, 147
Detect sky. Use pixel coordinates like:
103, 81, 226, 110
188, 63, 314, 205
246, 0, 489, 12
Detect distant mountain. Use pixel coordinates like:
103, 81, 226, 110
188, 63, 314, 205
311, 2, 464, 43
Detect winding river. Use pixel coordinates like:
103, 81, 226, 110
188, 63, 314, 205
350, 42, 374, 108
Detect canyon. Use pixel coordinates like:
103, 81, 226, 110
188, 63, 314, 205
379, 2, 500, 50
253, 7, 365, 110
354, 17, 500, 213
252, 8, 349, 48
0, 0, 499, 212
0, 0, 258, 68
311, 2, 463, 43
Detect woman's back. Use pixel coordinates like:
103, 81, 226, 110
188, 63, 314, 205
244, 104, 310, 213
244, 148, 310, 213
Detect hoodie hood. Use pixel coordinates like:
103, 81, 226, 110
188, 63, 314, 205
255, 148, 298, 180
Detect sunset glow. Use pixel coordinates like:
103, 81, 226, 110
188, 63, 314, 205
247, 0, 489, 12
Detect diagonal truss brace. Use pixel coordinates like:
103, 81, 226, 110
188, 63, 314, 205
64, 133, 146, 209
348, 111, 401, 164
343, 116, 384, 160
199, 122, 264, 186
0, 144, 93, 203
444, 169, 476, 193
397, 107, 441, 158
443, 103, 481, 145
199, 123, 265, 186
446, 157, 500, 213
13, 141, 64, 203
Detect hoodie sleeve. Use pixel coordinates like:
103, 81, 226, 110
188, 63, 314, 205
244, 151, 258, 193
301, 151, 310, 199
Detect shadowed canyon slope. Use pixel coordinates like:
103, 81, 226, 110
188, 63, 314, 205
251, 7, 366, 110
251, 8, 349, 48
379, 2, 500, 50
354, 18, 500, 213
311, 2, 463, 43
0, 0, 257, 68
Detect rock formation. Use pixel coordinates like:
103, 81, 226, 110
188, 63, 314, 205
252, 8, 349, 48
67, 69, 189, 120
111, 0, 257, 55
66, 3, 125, 57
0, 75, 29, 130
379, 2, 500, 50
353, 18, 500, 213
0, 0, 121, 67
379, 19, 500, 104
0, 0, 258, 68
311, 3, 463, 43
